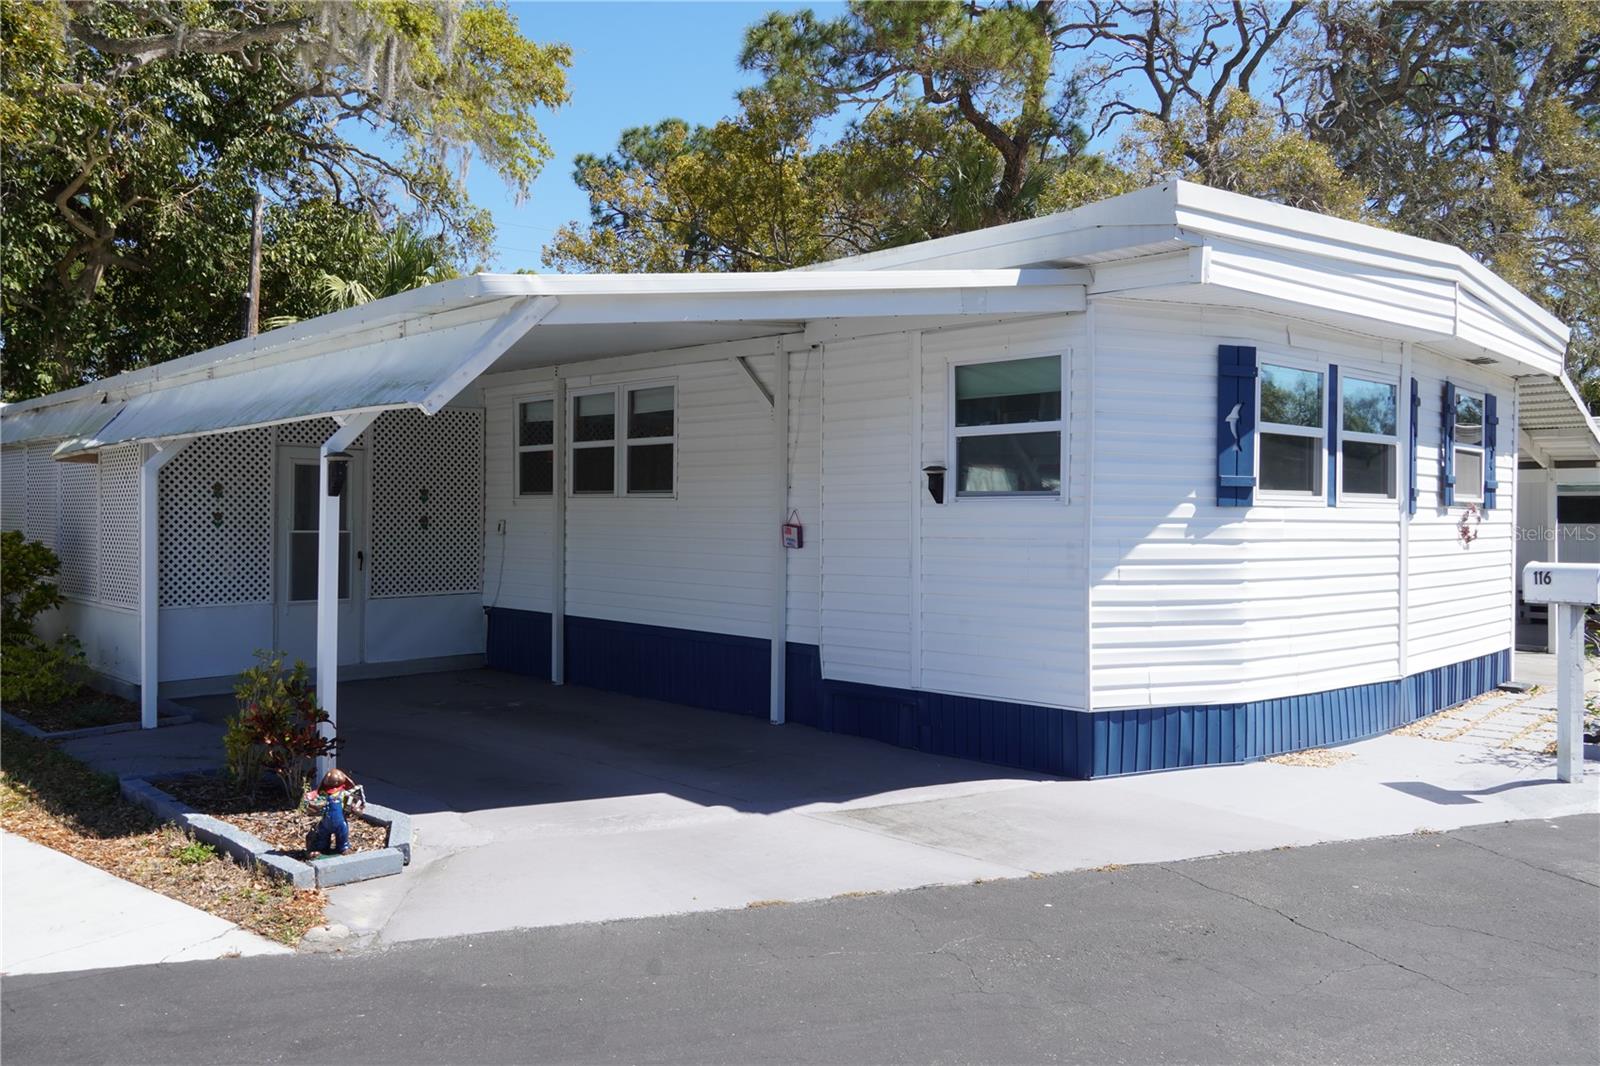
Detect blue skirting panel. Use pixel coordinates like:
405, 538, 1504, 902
787, 645, 1508, 779
483, 608, 1508, 780
564, 616, 770, 717
485, 607, 551, 680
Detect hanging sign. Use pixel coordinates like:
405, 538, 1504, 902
781, 510, 804, 550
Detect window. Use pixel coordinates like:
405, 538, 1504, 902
516, 398, 553, 495
951, 355, 1062, 497
288, 462, 348, 602
1340, 376, 1398, 498
625, 385, 675, 494
1258, 363, 1324, 495
1454, 389, 1485, 502
569, 383, 677, 496
571, 391, 616, 494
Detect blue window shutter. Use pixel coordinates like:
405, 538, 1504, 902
1326, 364, 1339, 506
1441, 381, 1457, 507
1483, 393, 1499, 509
1408, 378, 1420, 516
1216, 345, 1257, 507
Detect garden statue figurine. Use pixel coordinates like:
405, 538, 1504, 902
301, 768, 366, 856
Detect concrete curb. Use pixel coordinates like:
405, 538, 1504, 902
118, 776, 409, 890
3, 705, 194, 742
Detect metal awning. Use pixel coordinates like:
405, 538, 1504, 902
1, 268, 1083, 458
1518, 373, 1600, 465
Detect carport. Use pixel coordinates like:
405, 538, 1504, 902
145, 662, 1596, 944
7, 268, 1081, 766
1515, 373, 1600, 651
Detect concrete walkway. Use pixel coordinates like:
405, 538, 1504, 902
163, 668, 1599, 948
1, 832, 289, 975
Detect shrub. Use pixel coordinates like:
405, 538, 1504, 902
0, 531, 84, 705
0, 636, 85, 706
223, 712, 266, 800
1, 530, 62, 639
228, 651, 337, 801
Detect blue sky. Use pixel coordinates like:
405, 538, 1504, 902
470, 1, 842, 271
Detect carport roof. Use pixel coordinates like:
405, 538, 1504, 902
2, 268, 1083, 456
1517, 372, 1600, 464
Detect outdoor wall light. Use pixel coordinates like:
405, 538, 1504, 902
923, 464, 947, 504
326, 452, 352, 497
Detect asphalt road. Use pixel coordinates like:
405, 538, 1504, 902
4, 815, 1597, 1065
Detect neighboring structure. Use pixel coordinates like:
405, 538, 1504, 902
1, 182, 1590, 778
1515, 373, 1600, 651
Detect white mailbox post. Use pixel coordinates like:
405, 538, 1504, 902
1522, 562, 1600, 783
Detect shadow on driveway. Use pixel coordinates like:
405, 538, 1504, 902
180, 669, 1050, 817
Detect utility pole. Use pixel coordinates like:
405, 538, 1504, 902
242, 190, 264, 338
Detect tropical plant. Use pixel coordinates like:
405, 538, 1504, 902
229, 651, 337, 801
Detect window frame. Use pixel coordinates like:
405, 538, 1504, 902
566, 379, 678, 499
1255, 358, 1327, 500
1337, 373, 1400, 502
623, 382, 678, 497
513, 393, 555, 498
945, 349, 1067, 502
1452, 386, 1487, 504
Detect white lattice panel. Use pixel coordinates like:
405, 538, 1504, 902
370, 409, 483, 598
57, 462, 98, 598
277, 419, 368, 448
98, 445, 141, 610
1, 447, 27, 532
25, 444, 58, 550
160, 430, 274, 607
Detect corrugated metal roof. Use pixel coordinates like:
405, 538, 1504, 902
5, 268, 1082, 456
1518, 374, 1600, 462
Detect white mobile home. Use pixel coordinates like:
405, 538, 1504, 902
3, 182, 1593, 778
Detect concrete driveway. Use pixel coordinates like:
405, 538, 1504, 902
174, 667, 1599, 948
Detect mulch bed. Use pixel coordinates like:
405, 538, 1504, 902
5, 689, 141, 732
152, 774, 388, 859
1, 727, 325, 945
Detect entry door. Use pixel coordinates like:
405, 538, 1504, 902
275, 447, 365, 667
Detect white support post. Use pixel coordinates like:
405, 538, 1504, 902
770, 341, 790, 725
316, 411, 377, 777
1556, 603, 1584, 783
1507, 387, 1519, 684
1397, 342, 1413, 715
1546, 469, 1560, 654
551, 371, 567, 684
138, 438, 192, 729
908, 331, 923, 692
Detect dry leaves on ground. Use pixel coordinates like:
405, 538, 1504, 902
1265, 748, 1355, 768
5, 690, 141, 732
154, 774, 387, 857
1, 727, 325, 944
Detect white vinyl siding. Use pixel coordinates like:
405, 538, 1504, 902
482, 344, 815, 643
565, 361, 769, 634
820, 333, 914, 687
484, 393, 559, 612
819, 316, 1089, 708
786, 346, 823, 647
1088, 302, 1408, 710
1406, 351, 1516, 672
